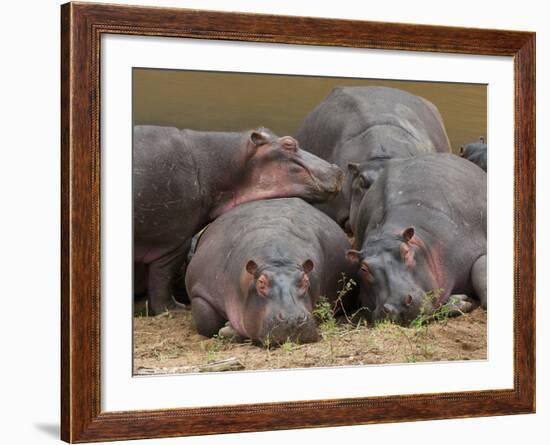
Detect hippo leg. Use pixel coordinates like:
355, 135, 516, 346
446, 294, 478, 317
172, 263, 190, 305
471, 254, 487, 309
147, 250, 187, 315
191, 297, 226, 338
172, 238, 194, 305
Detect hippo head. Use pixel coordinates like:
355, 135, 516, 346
337, 159, 389, 233
214, 129, 343, 217
241, 259, 319, 345
346, 227, 442, 325
347, 161, 384, 221
460, 136, 486, 158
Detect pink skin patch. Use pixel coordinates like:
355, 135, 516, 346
408, 234, 449, 304
400, 243, 416, 269
212, 185, 307, 218
210, 142, 325, 219
234, 266, 270, 339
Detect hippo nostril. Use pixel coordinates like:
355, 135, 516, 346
276, 313, 286, 322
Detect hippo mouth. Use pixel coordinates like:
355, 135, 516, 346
297, 160, 343, 202
258, 317, 319, 345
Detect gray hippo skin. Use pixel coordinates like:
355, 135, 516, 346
185, 198, 356, 344
346, 154, 486, 325
296, 86, 451, 230
134, 126, 343, 315
133, 240, 192, 304
460, 136, 487, 172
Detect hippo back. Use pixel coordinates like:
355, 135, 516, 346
296, 86, 452, 161
352, 153, 486, 260
295, 86, 452, 226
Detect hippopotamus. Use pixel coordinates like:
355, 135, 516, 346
134, 126, 343, 315
460, 136, 487, 172
295, 86, 451, 231
185, 198, 356, 344
346, 153, 486, 325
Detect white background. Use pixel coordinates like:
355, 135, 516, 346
0, 0, 546, 444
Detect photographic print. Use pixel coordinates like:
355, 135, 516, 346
62, 3, 534, 441
132, 69, 488, 375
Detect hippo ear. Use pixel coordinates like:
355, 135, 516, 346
246, 260, 258, 276
459, 146, 465, 156
302, 259, 314, 274
402, 227, 415, 243
279, 136, 298, 152
347, 163, 360, 177
346, 249, 362, 265
250, 130, 270, 147
479, 136, 485, 144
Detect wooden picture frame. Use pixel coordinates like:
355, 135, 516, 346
61, 2, 535, 442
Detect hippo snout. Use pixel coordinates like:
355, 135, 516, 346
275, 311, 309, 324
383, 303, 398, 316
375, 294, 425, 325
330, 165, 344, 193
315, 164, 343, 199
261, 312, 319, 345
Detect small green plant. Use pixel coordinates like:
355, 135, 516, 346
262, 334, 273, 358
332, 273, 359, 322
313, 296, 339, 362
204, 342, 220, 363
409, 289, 450, 328
280, 339, 295, 354
400, 289, 453, 362
374, 319, 397, 331
203, 339, 223, 363
313, 296, 334, 324
312, 275, 362, 363
337, 273, 357, 298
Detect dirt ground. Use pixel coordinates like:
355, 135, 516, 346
133, 306, 487, 375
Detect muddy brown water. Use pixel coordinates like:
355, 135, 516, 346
133, 68, 487, 153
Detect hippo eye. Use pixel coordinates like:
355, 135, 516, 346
256, 276, 269, 296
357, 175, 370, 189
